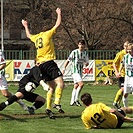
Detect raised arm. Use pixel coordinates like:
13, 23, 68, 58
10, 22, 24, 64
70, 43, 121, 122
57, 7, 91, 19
53, 8, 61, 29
21, 19, 31, 38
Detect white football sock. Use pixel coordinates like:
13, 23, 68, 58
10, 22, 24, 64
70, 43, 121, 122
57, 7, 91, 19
123, 96, 128, 107
70, 88, 76, 105
17, 100, 28, 111
74, 86, 81, 102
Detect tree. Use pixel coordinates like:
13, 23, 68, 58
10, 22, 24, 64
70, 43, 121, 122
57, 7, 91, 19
56, 0, 133, 50
1, 0, 133, 51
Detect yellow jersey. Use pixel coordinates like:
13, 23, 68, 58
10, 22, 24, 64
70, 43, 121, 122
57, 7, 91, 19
30, 27, 56, 63
113, 49, 126, 77
81, 102, 118, 129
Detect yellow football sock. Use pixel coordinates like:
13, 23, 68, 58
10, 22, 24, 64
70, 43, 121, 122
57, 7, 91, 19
54, 87, 63, 105
118, 93, 123, 104
114, 89, 123, 103
46, 91, 53, 110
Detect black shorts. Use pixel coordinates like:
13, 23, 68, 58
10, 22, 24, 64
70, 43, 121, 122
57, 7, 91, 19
116, 109, 126, 128
39, 60, 63, 82
118, 77, 124, 88
17, 87, 39, 103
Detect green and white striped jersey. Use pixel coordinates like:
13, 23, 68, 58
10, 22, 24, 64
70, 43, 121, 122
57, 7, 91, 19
67, 49, 89, 75
122, 53, 133, 76
0, 51, 6, 77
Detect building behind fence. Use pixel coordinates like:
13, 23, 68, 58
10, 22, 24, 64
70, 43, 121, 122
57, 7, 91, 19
4, 50, 118, 60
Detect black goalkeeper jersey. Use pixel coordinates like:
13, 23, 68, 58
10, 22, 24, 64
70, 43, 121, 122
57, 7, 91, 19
19, 66, 43, 88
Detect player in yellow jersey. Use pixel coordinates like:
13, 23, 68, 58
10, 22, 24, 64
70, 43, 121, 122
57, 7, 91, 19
81, 92, 133, 129
22, 8, 64, 119
112, 41, 129, 109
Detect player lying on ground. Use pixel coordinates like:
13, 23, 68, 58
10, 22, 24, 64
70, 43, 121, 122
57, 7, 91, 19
81, 92, 133, 129
0, 64, 49, 114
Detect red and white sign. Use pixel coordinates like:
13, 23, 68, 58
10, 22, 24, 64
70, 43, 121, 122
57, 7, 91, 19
14, 60, 34, 81
13, 60, 95, 81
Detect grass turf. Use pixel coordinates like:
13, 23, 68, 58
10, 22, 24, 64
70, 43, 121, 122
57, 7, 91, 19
0, 83, 133, 133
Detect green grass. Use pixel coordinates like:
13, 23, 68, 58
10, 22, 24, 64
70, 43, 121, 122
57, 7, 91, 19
0, 83, 133, 133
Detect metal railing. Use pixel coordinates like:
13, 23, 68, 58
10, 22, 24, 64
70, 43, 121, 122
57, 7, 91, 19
4, 50, 118, 60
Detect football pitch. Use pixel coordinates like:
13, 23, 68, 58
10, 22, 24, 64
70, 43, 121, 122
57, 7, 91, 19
0, 83, 133, 133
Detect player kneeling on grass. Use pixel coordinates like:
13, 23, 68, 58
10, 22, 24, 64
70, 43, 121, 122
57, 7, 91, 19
81, 92, 133, 129
0, 64, 49, 114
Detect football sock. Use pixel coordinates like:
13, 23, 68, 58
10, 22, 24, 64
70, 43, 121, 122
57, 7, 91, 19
16, 99, 28, 111
123, 96, 128, 107
118, 90, 123, 104
11, 93, 28, 111
74, 86, 81, 102
70, 88, 76, 105
46, 91, 53, 110
5, 95, 18, 105
114, 89, 123, 103
54, 87, 63, 105
33, 101, 44, 109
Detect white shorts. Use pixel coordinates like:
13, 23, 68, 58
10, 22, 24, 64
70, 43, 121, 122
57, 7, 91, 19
124, 75, 133, 94
0, 75, 8, 90
72, 73, 82, 84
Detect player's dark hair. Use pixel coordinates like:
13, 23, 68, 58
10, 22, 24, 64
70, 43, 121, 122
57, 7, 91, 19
78, 40, 85, 45
81, 93, 92, 106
